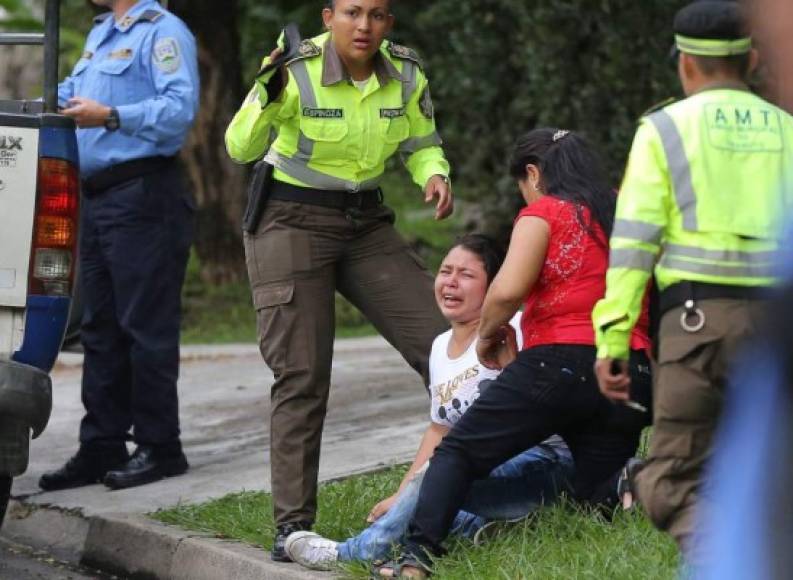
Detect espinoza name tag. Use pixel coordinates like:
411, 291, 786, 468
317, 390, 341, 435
302, 107, 344, 119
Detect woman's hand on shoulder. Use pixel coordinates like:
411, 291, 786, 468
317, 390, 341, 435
367, 493, 399, 523
477, 324, 518, 370
425, 175, 454, 220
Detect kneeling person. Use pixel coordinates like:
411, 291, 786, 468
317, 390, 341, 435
285, 235, 573, 570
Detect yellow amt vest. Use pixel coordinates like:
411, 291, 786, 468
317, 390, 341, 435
653, 89, 791, 241
593, 89, 792, 360
609, 89, 793, 291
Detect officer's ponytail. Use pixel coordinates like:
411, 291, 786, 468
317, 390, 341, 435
509, 128, 616, 244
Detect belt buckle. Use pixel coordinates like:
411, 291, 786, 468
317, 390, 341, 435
346, 190, 364, 210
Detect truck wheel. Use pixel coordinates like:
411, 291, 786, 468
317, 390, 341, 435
0, 475, 11, 529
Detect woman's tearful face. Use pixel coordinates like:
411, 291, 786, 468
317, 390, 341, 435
434, 246, 489, 324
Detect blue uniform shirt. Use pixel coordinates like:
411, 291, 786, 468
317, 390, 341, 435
58, 0, 199, 177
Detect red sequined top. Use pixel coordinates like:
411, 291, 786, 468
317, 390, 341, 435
517, 196, 651, 352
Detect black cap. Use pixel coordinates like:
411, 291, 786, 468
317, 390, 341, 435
674, 1, 747, 40
672, 1, 751, 57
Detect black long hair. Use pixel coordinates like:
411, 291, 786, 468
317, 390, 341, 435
508, 128, 616, 243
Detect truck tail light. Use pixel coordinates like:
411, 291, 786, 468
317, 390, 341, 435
28, 157, 80, 296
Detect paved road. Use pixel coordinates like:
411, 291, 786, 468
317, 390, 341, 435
10, 338, 428, 516
0, 539, 121, 580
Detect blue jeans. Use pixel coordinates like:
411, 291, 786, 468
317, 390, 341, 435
336, 438, 573, 562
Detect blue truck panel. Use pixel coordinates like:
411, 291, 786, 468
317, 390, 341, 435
12, 295, 71, 373
39, 124, 79, 166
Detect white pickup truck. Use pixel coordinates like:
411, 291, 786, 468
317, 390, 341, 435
0, 0, 79, 526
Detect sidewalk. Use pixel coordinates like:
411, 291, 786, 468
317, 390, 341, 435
1, 337, 429, 579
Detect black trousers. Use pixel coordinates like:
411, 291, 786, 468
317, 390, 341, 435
78, 164, 195, 448
404, 344, 653, 561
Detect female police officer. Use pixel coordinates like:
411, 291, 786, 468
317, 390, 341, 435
225, 0, 452, 561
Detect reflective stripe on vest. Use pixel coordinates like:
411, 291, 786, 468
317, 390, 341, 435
612, 218, 663, 245
609, 247, 657, 272
265, 150, 382, 192
648, 110, 699, 231
663, 243, 777, 266
400, 132, 442, 155
401, 60, 417, 106
658, 254, 774, 278
289, 59, 318, 162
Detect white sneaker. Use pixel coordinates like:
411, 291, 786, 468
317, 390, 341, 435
284, 530, 339, 571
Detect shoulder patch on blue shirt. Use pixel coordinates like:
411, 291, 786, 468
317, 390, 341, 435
140, 9, 165, 23
153, 37, 182, 74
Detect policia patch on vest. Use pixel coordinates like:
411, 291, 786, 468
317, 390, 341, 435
419, 87, 434, 119
302, 107, 344, 119
380, 107, 405, 119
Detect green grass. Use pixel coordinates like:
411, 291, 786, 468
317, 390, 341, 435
153, 463, 678, 579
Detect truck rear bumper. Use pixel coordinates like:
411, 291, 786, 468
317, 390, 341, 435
0, 359, 52, 476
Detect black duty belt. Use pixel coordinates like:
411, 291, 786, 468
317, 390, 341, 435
270, 180, 383, 211
659, 281, 770, 317
82, 156, 176, 194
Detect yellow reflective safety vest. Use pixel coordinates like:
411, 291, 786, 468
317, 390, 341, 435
225, 32, 449, 192
593, 85, 793, 360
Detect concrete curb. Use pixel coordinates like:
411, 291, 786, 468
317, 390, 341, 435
3, 502, 333, 580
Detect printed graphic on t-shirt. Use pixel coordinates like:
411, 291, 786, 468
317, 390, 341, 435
432, 365, 479, 423
429, 313, 522, 428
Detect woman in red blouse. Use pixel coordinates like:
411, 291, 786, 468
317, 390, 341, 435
387, 129, 653, 577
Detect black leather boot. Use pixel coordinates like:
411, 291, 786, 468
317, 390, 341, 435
272, 521, 312, 562
39, 444, 129, 491
103, 444, 189, 490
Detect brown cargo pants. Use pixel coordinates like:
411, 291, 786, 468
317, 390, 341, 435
244, 200, 448, 526
637, 298, 766, 549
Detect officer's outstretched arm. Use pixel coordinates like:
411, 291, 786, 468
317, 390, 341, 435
593, 121, 670, 360
401, 72, 449, 189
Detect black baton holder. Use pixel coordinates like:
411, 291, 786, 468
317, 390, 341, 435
242, 159, 274, 234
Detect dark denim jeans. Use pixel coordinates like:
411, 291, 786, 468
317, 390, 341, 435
337, 437, 573, 562
403, 345, 653, 564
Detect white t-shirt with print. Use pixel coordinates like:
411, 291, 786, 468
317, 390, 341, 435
429, 313, 523, 427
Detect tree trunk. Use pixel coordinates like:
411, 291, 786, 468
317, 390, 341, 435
170, 0, 248, 283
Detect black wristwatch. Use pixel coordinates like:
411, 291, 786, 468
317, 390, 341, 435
104, 107, 120, 131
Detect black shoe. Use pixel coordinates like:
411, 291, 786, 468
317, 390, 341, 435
272, 521, 312, 562
103, 445, 189, 490
39, 445, 129, 491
